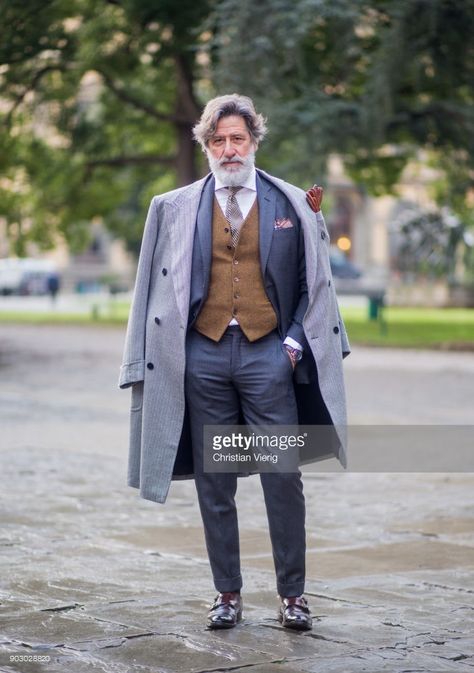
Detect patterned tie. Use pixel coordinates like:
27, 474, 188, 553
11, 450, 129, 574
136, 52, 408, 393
225, 186, 244, 247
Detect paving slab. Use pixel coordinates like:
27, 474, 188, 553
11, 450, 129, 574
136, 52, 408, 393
1, 324, 473, 673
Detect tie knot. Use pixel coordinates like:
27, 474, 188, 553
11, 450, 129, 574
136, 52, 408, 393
228, 186, 243, 196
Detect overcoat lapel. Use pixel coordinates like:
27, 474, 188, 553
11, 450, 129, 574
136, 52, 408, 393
167, 176, 209, 325
256, 172, 276, 273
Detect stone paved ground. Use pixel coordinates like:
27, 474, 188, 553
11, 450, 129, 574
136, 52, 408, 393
0, 324, 473, 673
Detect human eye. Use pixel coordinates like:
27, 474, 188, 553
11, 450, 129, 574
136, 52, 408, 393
211, 137, 224, 146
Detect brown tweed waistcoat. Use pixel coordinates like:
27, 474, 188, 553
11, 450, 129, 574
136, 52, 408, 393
194, 197, 277, 342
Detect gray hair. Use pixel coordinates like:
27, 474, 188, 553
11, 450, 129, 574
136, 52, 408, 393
193, 94, 268, 151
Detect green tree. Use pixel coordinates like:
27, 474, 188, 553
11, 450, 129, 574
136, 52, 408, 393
2, 0, 474, 256
0, 0, 212, 254
213, 0, 474, 214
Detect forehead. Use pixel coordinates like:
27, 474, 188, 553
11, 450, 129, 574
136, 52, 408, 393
213, 115, 250, 137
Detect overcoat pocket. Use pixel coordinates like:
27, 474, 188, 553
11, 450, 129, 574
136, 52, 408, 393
130, 381, 144, 412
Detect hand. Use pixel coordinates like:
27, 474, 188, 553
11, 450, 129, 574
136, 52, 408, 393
284, 346, 299, 370
286, 350, 297, 369
306, 184, 323, 213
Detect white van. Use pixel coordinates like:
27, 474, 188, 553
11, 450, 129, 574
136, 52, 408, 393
0, 258, 58, 295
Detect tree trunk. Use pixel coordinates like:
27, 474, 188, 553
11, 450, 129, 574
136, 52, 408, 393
174, 53, 202, 186
175, 121, 198, 185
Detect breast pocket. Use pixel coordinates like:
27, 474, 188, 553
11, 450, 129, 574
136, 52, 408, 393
274, 226, 297, 235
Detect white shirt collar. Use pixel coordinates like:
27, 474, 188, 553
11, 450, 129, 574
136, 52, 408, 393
214, 167, 257, 193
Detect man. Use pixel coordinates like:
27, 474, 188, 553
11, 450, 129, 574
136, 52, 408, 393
119, 94, 350, 631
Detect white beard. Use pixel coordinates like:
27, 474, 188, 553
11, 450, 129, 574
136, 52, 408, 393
206, 151, 255, 187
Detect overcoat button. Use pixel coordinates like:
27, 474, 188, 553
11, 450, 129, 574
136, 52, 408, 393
227, 245, 232, 250
224, 227, 229, 233
162, 268, 167, 276
147, 362, 154, 370
321, 231, 325, 240
154, 317, 161, 325
333, 326, 339, 334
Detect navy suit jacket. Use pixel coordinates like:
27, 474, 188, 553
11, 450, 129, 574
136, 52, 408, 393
169, 170, 338, 477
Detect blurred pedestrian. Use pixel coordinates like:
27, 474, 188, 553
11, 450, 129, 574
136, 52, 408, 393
47, 272, 60, 304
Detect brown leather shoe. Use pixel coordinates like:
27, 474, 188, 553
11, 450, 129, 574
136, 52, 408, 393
207, 592, 242, 629
278, 595, 312, 631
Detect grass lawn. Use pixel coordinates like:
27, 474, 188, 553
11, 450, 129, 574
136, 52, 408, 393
341, 306, 474, 349
0, 300, 130, 325
0, 303, 473, 350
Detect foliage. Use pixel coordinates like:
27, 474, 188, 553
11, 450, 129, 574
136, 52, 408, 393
1, 0, 474, 255
0, 0, 211, 254
212, 0, 474, 207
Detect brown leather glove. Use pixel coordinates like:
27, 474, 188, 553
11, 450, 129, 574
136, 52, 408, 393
306, 184, 323, 213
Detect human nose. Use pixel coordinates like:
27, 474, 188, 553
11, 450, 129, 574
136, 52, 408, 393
223, 139, 235, 157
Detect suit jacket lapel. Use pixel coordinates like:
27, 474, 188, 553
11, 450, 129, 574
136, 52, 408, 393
195, 174, 215, 295
256, 171, 276, 273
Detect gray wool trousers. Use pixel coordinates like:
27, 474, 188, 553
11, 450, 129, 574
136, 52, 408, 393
185, 325, 306, 597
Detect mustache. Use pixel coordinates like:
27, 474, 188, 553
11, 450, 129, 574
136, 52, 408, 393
219, 156, 244, 165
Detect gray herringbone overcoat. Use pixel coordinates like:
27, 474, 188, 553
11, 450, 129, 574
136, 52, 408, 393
119, 169, 350, 503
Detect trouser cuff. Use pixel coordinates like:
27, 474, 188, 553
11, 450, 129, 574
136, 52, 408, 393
277, 580, 305, 598
214, 574, 243, 593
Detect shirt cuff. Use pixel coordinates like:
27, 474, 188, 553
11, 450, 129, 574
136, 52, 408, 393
283, 336, 303, 351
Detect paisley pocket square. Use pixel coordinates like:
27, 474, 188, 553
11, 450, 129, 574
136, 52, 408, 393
274, 218, 294, 229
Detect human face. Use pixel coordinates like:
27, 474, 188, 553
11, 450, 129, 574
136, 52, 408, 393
206, 115, 257, 186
